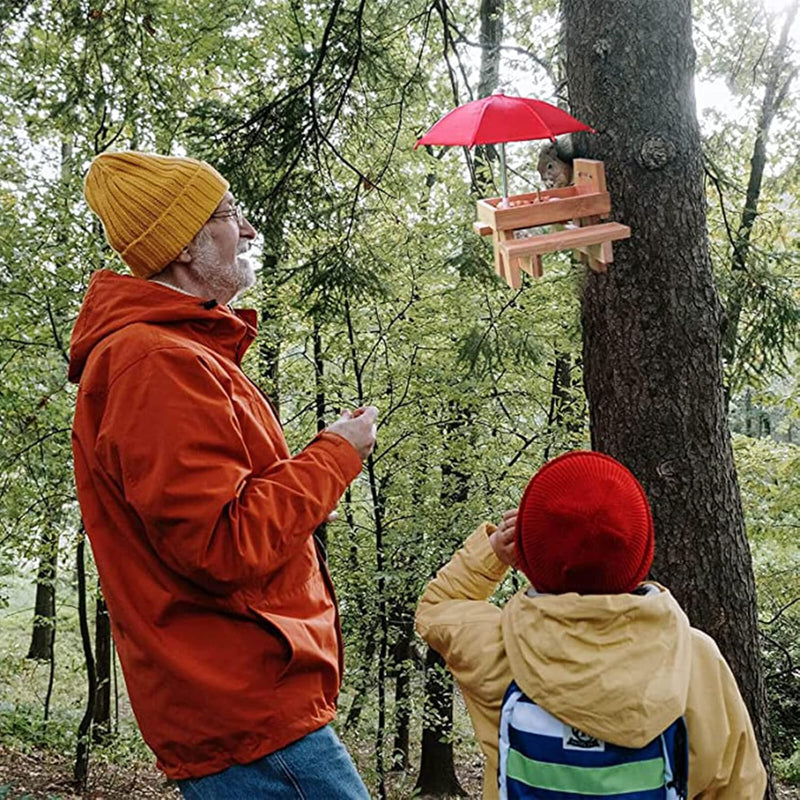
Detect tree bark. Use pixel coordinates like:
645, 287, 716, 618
562, 1, 774, 795
27, 528, 57, 661
92, 587, 112, 744
343, 627, 376, 732
543, 352, 584, 460
312, 319, 330, 551
390, 607, 415, 772
473, 0, 505, 186
258, 253, 282, 413
477, 0, 504, 99
722, 0, 798, 401
414, 647, 466, 797
415, 406, 470, 797
74, 535, 95, 791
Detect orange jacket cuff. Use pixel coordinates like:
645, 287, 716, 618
310, 430, 363, 483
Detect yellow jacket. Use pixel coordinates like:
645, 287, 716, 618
415, 525, 767, 800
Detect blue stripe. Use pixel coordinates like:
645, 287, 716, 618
508, 726, 663, 768
506, 776, 669, 800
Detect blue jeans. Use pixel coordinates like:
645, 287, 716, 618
177, 725, 371, 799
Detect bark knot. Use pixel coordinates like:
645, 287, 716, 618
593, 38, 611, 58
639, 135, 676, 170
656, 459, 680, 479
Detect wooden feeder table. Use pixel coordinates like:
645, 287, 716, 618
473, 159, 631, 289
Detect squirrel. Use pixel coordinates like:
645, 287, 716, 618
536, 136, 575, 188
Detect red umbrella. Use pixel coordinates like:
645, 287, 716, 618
415, 91, 594, 201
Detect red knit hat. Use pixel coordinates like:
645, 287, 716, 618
515, 451, 654, 594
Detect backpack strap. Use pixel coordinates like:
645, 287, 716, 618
662, 716, 689, 800
498, 681, 523, 800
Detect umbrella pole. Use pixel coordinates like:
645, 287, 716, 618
500, 142, 509, 206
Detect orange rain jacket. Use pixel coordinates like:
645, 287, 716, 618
69, 270, 363, 779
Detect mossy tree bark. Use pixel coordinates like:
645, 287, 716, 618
562, 1, 773, 795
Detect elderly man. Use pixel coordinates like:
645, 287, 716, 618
69, 151, 375, 798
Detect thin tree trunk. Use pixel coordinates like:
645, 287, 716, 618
74, 534, 95, 791
112, 639, 119, 734
43, 625, 56, 723
416, 406, 470, 797
92, 586, 111, 744
258, 253, 282, 413
477, 0, 504, 99
562, 1, 774, 795
344, 297, 389, 800
415, 647, 466, 797
722, 0, 799, 401
543, 352, 584, 460
344, 627, 377, 732
27, 528, 57, 661
390, 607, 415, 772
313, 319, 329, 551
473, 0, 505, 184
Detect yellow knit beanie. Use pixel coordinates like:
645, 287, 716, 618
84, 151, 229, 278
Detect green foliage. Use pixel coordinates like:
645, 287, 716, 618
775, 748, 800, 787
734, 434, 800, 758
0, 0, 796, 789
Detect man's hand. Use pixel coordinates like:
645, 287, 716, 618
489, 509, 519, 567
325, 406, 378, 461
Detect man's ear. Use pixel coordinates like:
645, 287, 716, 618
174, 246, 192, 264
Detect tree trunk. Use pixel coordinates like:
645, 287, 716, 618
722, 0, 798, 402
543, 351, 584, 460
74, 535, 95, 791
258, 253, 282, 413
390, 608, 415, 772
477, 0, 503, 99
27, 528, 57, 661
473, 0, 504, 187
415, 406, 470, 797
414, 647, 465, 797
313, 319, 329, 551
562, 1, 774, 794
92, 586, 112, 744
343, 297, 390, 799
343, 627, 376, 732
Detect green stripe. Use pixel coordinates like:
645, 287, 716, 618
506, 749, 665, 796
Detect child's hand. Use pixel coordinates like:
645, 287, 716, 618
489, 509, 519, 567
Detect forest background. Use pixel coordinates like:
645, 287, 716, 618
0, 0, 798, 797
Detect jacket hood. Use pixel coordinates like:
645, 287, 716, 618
502, 583, 692, 748
68, 270, 257, 383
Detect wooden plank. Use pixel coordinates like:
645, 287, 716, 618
573, 159, 607, 194
500, 222, 630, 259
576, 240, 613, 264
476, 198, 499, 226
579, 243, 610, 273
479, 185, 578, 208
493, 229, 521, 289
492, 192, 611, 230
473, 220, 493, 236
519, 255, 544, 278
493, 230, 505, 280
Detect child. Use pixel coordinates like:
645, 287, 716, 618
415, 450, 766, 799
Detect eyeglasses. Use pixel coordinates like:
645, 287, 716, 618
209, 202, 245, 227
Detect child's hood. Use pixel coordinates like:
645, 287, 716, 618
501, 583, 692, 749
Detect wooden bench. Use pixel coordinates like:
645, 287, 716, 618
472, 160, 631, 287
